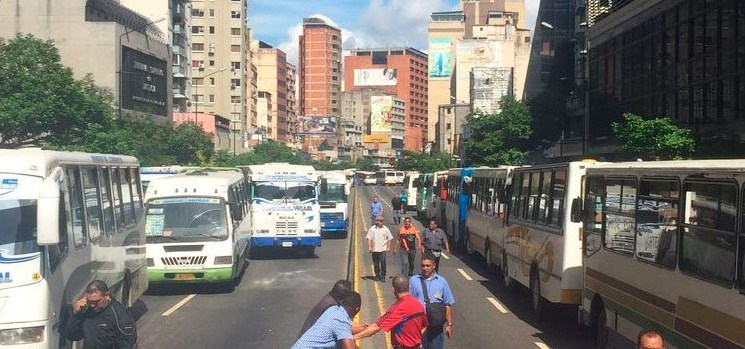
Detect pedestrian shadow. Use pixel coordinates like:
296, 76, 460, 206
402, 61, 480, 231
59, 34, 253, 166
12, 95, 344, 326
361, 275, 378, 281
145, 282, 236, 296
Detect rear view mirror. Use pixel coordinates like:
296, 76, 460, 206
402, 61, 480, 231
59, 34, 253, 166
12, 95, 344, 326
38, 168, 64, 245
570, 197, 582, 223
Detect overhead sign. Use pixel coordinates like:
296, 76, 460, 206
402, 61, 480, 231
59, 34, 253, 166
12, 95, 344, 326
428, 38, 453, 79
370, 96, 393, 133
364, 135, 389, 143
297, 116, 337, 135
121, 47, 168, 116
354, 69, 397, 86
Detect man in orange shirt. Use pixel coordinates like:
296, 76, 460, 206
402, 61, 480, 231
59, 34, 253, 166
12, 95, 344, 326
395, 217, 423, 276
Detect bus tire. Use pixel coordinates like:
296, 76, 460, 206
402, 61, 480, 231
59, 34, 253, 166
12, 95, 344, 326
594, 303, 608, 349
530, 266, 545, 319
502, 252, 515, 289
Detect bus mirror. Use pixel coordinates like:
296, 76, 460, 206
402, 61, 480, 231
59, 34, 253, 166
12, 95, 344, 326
570, 197, 582, 223
320, 178, 328, 194
344, 184, 351, 196
37, 176, 62, 246
230, 202, 243, 221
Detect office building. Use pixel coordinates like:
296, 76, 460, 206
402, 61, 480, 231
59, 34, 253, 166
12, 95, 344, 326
299, 17, 342, 117
253, 41, 289, 142
0, 0, 172, 123
190, 0, 248, 153
587, 0, 745, 156
437, 103, 471, 156
246, 27, 258, 139
428, 11, 466, 143
286, 62, 298, 147
256, 91, 272, 140
344, 47, 429, 152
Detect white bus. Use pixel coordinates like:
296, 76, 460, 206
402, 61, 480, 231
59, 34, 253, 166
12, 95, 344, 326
242, 164, 321, 256
402, 172, 420, 212
578, 160, 745, 349
375, 169, 403, 186
0, 149, 147, 348
502, 161, 602, 317
143, 170, 251, 288
357, 171, 377, 186
318, 171, 350, 238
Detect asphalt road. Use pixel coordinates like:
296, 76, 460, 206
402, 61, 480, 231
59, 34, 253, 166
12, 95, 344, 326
135, 185, 593, 348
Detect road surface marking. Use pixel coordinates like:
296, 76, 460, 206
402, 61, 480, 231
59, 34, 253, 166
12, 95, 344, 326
456, 268, 473, 281
371, 186, 393, 211
371, 265, 393, 349
161, 294, 196, 316
441, 252, 450, 259
487, 297, 509, 314
534, 342, 550, 349
353, 195, 363, 348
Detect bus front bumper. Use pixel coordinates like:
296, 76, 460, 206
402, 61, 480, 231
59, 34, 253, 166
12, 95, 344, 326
251, 236, 321, 248
147, 267, 234, 284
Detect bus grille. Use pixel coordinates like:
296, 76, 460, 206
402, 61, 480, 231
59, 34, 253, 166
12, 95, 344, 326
161, 256, 207, 266
275, 221, 299, 229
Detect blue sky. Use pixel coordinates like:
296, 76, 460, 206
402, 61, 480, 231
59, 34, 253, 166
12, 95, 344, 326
249, 0, 539, 64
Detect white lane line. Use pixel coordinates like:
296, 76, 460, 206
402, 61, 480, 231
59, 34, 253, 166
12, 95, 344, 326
161, 294, 197, 316
456, 268, 473, 281
440, 252, 450, 259
534, 342, 550, 349
487, 297, 509, 314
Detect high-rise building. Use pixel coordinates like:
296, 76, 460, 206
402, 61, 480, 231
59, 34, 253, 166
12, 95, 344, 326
586, 0, 745, 157
190, 0, 249, 153
121, 0, 191, 114
246, 27, 258, 140
256, 91, 272, 140
341, 91, 405, 163
299, 17, 342, 117
253, 41, 288, 142
344, 47, 429, 152
286, 62, 298, 147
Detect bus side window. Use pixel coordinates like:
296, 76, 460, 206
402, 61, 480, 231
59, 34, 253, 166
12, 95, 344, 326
583, 176, 604, 257
635, 179, 679, 268
66, 166, 87, 247
99, 167, 115, 235
603, 178, 636, 256
111, 168, 124, 231
82, 167, 103, 242
131, 168, 143, 218
120, 168, 134, 226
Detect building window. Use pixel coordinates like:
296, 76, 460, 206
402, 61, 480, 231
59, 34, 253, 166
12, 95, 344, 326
191, 60, 204, 68
231, 11, 241, 19
209, 60, 215, 67
231, 79, 241, 88
209, 77, 215, 86
192, 78, 204, 86
192, 26, 204, 34
231, 96, 241, 104
231, 28, 241, 36
209, 26, 215, 34
209, 95, 215, 103
231, 61, 241, 70
209, 9, 215, 17
191, 8, 204, 17
231, 45, 241, 52
192, 43, 204, 51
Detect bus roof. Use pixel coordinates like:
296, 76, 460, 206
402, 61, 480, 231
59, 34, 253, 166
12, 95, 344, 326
144, 170, 245, 200
588, 159, 745, 174
239, 163, 318, 182
0, 148, 139, 178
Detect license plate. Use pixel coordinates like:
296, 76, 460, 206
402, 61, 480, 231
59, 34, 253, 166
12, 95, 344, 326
175, 274, 193, 280
281, 241, 293, 247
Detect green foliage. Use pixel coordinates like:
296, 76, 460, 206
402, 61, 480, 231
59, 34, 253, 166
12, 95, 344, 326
611, 113, 696, 160
353, 157, 376, 171
0, 35, 113, 148
396, 151, 455, 172
465, 97, 533, 166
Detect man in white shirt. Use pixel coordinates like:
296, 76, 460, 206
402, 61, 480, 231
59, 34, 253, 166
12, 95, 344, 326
366, 215, 393, 282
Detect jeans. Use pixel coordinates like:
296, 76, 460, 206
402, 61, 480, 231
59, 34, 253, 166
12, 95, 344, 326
392, 210, 401, 224
371, 251, 387, 280
371, 214, 381, 223
399, 249, 417, 276
422, 327, 444, 349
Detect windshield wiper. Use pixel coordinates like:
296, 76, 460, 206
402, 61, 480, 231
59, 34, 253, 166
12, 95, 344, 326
189, 233, 227, 240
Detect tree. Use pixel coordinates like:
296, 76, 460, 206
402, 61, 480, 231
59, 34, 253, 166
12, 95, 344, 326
0, 35, 113, 148
397, 151, 454, 173
611, 113, 696, 160
465, 97, 533, 166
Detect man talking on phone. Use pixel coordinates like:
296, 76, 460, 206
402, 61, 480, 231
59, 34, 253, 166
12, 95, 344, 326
63, 280, 138, 348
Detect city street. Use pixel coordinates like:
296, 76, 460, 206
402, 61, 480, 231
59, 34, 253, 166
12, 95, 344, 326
137, 185, 593, 348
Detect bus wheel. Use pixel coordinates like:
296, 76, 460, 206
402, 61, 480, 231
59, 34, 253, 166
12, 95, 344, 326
595, 306, 608, 349
502, 253, 515, 289
530, 266, 545, 319
304, 247, 316, 258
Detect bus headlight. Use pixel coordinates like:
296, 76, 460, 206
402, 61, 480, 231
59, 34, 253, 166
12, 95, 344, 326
0, 326, 44, 345
214, 256, 233, 265
304, 229, 317, 234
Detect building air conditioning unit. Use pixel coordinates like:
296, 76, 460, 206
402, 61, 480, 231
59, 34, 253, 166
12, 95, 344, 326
198, 63, 205, 69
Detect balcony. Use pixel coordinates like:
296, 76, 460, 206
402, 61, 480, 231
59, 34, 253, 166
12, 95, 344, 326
173, 87, 186, 99
172, 44, 183, 55
172, 24, 184, 35
172, 65, 187, 77
173, 3, 185, 21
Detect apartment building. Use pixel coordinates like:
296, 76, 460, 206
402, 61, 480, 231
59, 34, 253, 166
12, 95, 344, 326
299, 17, 342, 117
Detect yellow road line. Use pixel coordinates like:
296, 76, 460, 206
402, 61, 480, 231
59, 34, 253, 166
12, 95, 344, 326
353, 194, 362, 348
371, 265, 393, 349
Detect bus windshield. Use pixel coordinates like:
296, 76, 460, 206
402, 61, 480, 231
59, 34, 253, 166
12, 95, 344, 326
253, 182, 317, 202
319, 183, 346, 203
145, 197, 228, 242
0, 199, 38, 255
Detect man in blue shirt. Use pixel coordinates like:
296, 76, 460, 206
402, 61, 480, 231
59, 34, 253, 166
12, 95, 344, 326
370, 196, 383, 223
409, 254, 455, 349
293, 291, 362, 349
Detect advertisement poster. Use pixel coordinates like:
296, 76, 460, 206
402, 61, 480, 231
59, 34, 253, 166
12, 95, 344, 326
369, 96, 393, 133
297, 116, 337, 135
354, 69, 398, 86
428, 38, 452, 79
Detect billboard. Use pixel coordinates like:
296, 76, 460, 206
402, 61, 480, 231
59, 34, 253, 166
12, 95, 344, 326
297, 116, 337, 135
428, 38, 453, 79
121, 47, 168, 116
363, 135, 389, 143
370, 96, 393, 133
354, 69, 398, 86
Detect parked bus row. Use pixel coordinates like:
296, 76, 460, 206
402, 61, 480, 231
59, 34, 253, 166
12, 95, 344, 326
0, 149, 343, 348
429, 160, 745, 349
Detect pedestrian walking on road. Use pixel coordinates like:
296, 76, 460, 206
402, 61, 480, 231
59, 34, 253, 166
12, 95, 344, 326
395, 217, 422, 276
637, 329, 666, 349
391, 195, 403, 224
297, 280, 354, 339
354, 275, 428, 349
371, 196, 383, 224
63, 280, 137, 349
422, 219, 450, 273
367, 215, 394, 282
409, 254, 454, 349
292, 291, 362, 349
400, 191, 409, 213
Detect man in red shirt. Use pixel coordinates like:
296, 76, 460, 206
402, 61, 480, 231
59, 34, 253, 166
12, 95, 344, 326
355, 275, 427, 348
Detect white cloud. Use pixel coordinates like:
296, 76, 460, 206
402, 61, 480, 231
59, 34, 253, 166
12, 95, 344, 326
356, 0, 451, 49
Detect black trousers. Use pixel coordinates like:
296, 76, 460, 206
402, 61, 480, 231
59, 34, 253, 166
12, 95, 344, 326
371, 251, 387, 279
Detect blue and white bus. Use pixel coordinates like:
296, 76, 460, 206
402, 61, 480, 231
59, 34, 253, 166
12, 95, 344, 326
319, 171, 350, 238
443, 167, 474, 248
242, 164, 321, 256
